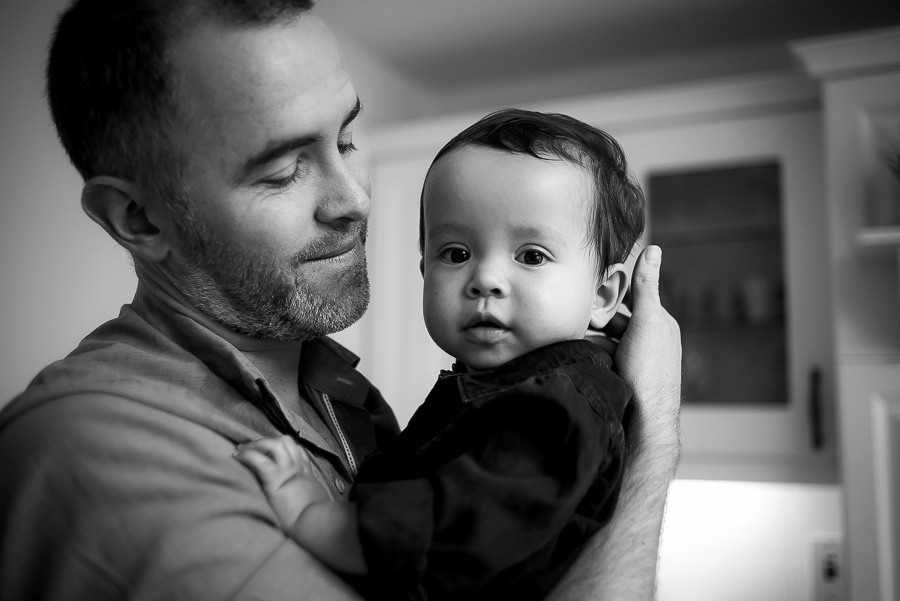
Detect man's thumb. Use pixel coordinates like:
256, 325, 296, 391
632, 245, 662, 310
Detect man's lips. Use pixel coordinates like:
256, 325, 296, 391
309, 236, 360, 261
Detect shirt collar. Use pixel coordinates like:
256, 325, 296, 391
130, 279, 368, 409
130, 281, 268, 405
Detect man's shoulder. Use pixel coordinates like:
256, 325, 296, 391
0, 306, 261, 443
2, 308, 192, 412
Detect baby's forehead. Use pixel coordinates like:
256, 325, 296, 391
424, 145, 595, 197
420, 144, 598, 247
434, 143, 590, 171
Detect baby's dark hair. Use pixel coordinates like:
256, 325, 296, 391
419, 108, 645, 278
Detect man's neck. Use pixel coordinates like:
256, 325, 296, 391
136, 263, 304, 405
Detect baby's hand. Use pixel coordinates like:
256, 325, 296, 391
234, 435, 330, 531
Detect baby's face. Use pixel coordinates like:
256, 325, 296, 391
421, 145, 603, 370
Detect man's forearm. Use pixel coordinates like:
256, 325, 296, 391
547, 404, 680, 601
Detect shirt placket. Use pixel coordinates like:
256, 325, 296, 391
255, 379, 353, 500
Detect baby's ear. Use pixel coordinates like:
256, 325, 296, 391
590, 263, 628, 329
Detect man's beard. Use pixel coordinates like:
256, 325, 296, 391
174, 218, 370, 341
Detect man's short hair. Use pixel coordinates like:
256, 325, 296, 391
419, 108, 646, 278
46, 0, 316, 200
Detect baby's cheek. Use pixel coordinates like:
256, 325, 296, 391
422, 289, 451, 335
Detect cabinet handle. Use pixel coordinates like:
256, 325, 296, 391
808, 365, 823, 450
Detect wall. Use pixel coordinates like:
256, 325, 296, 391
658, 480, 842, 601
0, 0, 138, 405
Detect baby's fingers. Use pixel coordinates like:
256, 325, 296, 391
234, 447, 285, 487
236, 435, 298, 468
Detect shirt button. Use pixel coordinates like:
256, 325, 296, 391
334, 477, 346, 494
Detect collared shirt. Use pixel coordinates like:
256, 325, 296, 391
352, 340, 631, 601
0, 282, 399, 600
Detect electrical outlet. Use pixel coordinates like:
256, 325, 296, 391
813, 538, 843, 601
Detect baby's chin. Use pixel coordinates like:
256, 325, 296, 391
458, 359, 505, 372
455, 349, 526, 372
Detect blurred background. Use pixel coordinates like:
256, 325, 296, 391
2, 1, 900, 599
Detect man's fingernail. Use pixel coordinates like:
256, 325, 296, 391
646, 245, 661, 263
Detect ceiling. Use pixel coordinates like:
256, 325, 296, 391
315, 0, 900, 91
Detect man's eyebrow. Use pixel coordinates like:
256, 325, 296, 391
239, 97, 363, 179
342, 97, 363, 130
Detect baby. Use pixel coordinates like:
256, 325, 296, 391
235, 108, 646, 600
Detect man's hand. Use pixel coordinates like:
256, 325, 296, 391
617, 245, 682, 454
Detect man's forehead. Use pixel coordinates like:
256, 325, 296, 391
167, 13, 355, 165
171, 14, 346, 110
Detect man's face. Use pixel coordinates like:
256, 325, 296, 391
164, 13, 370, 340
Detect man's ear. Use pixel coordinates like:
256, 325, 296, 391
589, 263, 628, 330
81, 176, 172, 263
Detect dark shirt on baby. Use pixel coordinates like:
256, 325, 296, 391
350, 339, 632, 601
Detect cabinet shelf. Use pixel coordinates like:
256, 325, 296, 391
856, 225, 900, 249
681, 317, 785, 334
652, 224, 782, 247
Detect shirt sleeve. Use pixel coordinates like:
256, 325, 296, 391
351, 368, 623, 598
0, 393, 363, 601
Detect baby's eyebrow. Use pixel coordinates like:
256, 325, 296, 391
511, 226, 566, 246
427, 223, 471, 240
427, 223, 567, 246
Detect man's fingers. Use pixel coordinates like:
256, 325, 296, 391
598, 311, 630, 343
585, 332, 619, 356
630, 245, 662, 313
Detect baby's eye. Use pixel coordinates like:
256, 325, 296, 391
517, 249, 548, 266
440, 247, 470, 264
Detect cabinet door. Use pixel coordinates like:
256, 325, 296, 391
614, 111, 836, 482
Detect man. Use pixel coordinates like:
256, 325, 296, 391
0, 0, 682, 599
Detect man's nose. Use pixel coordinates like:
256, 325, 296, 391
466, 260, 508, 298
315, 156, 370, 225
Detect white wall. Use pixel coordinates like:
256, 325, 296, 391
0, 0, 138, 405
658, 480, 843, 601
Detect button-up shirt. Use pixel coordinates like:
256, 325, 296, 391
0, 281, 399, 600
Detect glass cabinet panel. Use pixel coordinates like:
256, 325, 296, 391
649, 162, 787, 406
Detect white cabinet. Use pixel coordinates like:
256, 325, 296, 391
355, 72, 836, 484
794, 26, 900, 601
613, 108, 836, 483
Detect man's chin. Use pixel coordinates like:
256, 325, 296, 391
176, 246, 369, 341
278, 269, 370, 340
